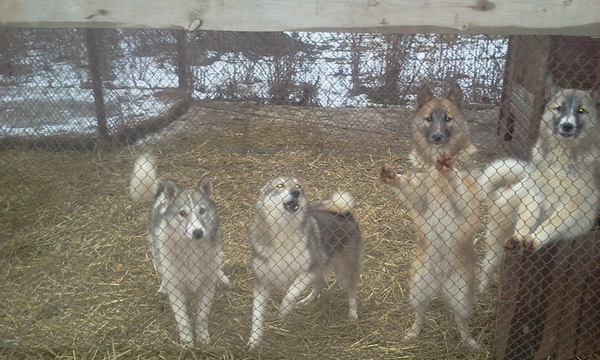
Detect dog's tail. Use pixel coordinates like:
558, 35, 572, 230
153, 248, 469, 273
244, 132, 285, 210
478, 157, 528, 197
130, 152, 158, 203
312, 191, 355, 214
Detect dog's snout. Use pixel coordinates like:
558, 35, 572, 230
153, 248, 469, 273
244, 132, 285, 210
290, 189, 300, 198
192, 229, 204, 240
561, 123, 575, 133
430, 133, 445, 144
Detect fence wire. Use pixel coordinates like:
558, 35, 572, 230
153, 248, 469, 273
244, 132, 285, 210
0, 29, 598, 360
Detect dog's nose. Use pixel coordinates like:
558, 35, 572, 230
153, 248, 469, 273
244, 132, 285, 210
192, 229, 204, 240
430, 133, 445, 144
290, 189, 300, 198
561, 123, 575, 133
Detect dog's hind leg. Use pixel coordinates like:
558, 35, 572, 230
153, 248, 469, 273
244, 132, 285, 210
195, 286, 216, 345
280, 272, 316, 319
444, 288, 479, 351
334, 262, 360, 320
167, 288, 194, 347
442, 273, 479, 350
297, 272, 325, 306
477, 189, 519, 292
247, 283, 270, 350
404, 264, 434, 342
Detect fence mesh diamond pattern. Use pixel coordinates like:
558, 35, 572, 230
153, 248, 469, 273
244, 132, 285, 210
0, 29, 599, 359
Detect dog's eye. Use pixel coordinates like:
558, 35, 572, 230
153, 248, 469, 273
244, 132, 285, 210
577, 107, 585, 114
425, 116, 433, 122
178, 211, 187, 217
444, 116, 452, 122
276, 183, 284, 188
294, 184, 301, 189
554, 106, 562, 112
198, 208, 206, 215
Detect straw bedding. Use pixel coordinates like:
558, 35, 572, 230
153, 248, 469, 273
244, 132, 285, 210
0, 101, 507, 359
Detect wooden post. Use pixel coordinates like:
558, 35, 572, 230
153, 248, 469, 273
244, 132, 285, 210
84, 28, 110, 143
174, 30, 191, 92
498, 36, 551, 159
494, 232, 600, 359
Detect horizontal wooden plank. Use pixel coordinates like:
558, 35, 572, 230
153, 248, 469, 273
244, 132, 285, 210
0, 0, 599, 36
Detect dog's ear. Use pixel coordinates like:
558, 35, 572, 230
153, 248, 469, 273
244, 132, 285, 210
158, 179, 181, 204
416, 85, 434, 109
589, 79, 600, 103
447, 84, 464, 109
197, 175, 214, 199
545, 75, 561, 101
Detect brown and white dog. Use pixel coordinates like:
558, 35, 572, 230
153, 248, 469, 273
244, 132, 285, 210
380, 84, 482, 350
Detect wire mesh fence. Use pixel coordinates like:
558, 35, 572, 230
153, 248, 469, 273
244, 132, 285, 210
0, 29, 599, 359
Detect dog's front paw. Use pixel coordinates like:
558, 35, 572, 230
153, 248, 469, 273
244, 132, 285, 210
217, 271, 230, 288
403, 331, 419, 343
504, 235, 537, 253
436, 152, 454, 172
246, 339, 261, 351
279, 305, 293, 320
379, 163, 398, 184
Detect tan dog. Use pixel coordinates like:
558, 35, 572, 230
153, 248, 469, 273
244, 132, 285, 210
380, 84, 482, 350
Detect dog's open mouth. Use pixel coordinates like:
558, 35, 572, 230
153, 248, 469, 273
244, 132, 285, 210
283, 200, 300, 213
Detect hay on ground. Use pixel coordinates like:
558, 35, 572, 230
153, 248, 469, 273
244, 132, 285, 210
0, 101, 508, 359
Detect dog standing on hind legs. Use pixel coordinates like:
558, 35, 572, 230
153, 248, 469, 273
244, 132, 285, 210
130, 153, 229, 347
247, 176, 363, 350
379, 83, 483, 350
477, 76, 600, 293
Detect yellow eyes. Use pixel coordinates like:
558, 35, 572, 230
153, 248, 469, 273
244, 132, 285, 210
276, 183, 301, 189
553, 106, 585, 114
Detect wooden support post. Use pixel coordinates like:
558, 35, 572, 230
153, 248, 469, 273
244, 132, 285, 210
174, 29, 191, 92
84, 28, 110, 143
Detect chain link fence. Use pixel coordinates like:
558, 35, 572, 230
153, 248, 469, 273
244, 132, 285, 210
0, 29, 598, 359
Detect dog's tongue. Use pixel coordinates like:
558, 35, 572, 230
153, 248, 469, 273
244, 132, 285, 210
284, 200, 299, 212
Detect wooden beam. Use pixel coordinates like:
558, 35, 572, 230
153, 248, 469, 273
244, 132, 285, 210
0, 0, 599, 36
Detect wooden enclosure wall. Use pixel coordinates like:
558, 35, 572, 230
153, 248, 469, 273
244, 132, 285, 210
494, 231, 600, 359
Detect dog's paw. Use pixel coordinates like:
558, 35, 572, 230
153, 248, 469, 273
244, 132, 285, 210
403, 331, 419, 343
278, 306, 292, 320
476, 279, 489, 294
435, 152, 454, 172
504, 235, 537, 253
246, 340, 261, 351
217, 272, 230, 288
463, 337, 481, 351
379, 163, 398, 184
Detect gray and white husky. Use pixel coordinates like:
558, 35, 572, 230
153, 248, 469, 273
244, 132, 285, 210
247, 177, 363, 350
477, 76, 600, 292
130, 153, 229, 347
